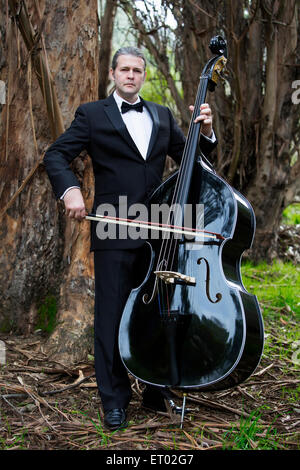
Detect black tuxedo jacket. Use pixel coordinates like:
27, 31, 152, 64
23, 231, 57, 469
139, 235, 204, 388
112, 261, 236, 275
44, 94, 217, 250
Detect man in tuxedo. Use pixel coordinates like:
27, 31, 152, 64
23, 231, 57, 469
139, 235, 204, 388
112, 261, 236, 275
44, 46, 217, 430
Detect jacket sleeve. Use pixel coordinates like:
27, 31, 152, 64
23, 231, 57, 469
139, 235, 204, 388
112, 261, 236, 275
43, 105, 90, 199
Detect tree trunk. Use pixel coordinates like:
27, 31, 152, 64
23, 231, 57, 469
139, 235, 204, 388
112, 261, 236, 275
246, 1, 299, 260
98, 0, 117, 99
0, 0, 98, 364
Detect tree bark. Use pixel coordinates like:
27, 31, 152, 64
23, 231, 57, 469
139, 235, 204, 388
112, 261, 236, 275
98, 0, 117, 99
7, 0, 65, 140
246, 0, 299, 260
0, 0, 98, 364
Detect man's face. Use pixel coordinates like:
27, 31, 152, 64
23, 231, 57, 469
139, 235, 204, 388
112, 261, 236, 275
110, 54, 146, 103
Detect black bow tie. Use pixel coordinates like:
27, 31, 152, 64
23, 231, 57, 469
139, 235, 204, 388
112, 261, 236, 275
121, 101, 143, 114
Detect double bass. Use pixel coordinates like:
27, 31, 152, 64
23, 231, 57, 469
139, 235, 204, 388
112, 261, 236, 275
118, 36, 264, 394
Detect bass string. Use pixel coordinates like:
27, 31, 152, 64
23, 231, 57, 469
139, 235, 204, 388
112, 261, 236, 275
155, 80, 205, 274
157, 76, 208, 273
154, 78, 204, 271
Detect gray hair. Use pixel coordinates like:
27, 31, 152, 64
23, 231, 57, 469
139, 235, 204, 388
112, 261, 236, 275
111, 47, 146, 71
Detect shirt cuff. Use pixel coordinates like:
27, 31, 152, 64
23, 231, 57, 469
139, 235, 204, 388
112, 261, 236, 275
60, 186, 80, 200
201, 130, 216, 143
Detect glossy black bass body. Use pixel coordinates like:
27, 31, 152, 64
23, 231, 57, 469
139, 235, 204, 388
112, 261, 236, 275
118, 158, 264, 390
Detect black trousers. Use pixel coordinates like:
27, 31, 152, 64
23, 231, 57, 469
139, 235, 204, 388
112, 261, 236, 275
93, 248, 146, 411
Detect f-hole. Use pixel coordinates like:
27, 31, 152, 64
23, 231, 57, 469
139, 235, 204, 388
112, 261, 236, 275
197, 257, 222, 303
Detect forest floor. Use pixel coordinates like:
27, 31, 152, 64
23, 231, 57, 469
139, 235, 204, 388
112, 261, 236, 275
0, 316, 299, 451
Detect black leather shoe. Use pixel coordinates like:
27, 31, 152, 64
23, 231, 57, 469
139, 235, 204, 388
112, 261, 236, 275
142, 387, 182, 414
104, 408, 128, 430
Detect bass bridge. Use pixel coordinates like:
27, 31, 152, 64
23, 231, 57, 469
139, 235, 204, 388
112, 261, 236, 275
154, 270, 196, 286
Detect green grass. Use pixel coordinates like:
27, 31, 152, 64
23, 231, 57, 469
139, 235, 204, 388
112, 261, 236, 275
281, 384, 300, 404
222, 408, 280, 450
70, 410, 124, 448
0, 417, 28, 450
282, 203, 300, 225
241, 260, 300, 319
241, 260, 300, 366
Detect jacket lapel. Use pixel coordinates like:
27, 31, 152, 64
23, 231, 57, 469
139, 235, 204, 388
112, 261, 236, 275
142, 99, 160, 159
103, 94, 142, 158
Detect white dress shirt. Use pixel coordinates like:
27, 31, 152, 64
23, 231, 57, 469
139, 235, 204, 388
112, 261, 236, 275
113, 90, 153, 159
